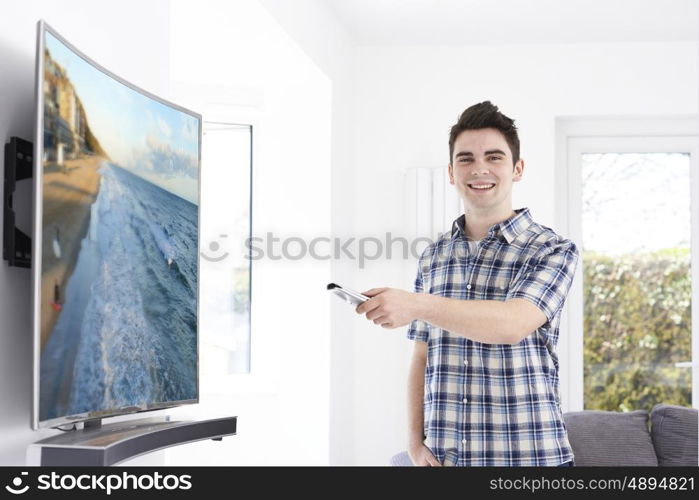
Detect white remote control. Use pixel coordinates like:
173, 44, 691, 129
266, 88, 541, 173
327, 282, 370, 306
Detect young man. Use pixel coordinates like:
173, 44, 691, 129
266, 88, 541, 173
356, 101, 579, 466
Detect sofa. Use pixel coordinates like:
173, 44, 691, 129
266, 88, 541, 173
390, 404, 698, 466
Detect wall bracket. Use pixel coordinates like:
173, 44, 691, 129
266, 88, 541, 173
3, 136, 33, 268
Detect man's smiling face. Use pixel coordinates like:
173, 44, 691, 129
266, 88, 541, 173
448, 127, 524, 214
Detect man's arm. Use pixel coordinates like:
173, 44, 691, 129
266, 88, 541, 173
358, 240, 579, 344
358, 289, 546, 345
407, 341, 441, 466
419, 295, 547, 345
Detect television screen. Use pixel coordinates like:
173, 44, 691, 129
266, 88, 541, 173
32, 22, 201, 429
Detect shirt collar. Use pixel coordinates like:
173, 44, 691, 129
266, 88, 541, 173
451, 208, 533, 244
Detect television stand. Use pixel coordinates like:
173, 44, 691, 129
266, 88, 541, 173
27, 415, 237, 466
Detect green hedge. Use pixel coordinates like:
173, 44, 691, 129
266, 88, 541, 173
583, 248, 691, 412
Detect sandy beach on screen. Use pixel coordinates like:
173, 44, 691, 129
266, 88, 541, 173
40, 155, 105, 350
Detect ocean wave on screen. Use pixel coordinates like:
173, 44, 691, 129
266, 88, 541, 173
41, 162, 198, 419
148, 221, 176, 263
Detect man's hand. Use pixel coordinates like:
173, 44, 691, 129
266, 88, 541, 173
408, 441, 442, 467
355, 287, 426, 329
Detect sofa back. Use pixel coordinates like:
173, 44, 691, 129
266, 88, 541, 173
563, 405, 698, 466
650, 404, 699, 466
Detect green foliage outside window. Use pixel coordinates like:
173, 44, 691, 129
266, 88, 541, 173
583, 248, 692, 412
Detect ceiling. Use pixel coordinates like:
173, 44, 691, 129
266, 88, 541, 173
324, 0, 699, 45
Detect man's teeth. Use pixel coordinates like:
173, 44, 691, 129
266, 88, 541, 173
469, 184, 495, 190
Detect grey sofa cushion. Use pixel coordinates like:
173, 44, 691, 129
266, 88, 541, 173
650, 404, 698, 466
563, 410, 658, 466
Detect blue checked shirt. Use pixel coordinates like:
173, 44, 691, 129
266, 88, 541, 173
407, 208, 579, 466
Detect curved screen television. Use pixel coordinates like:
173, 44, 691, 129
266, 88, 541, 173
32, 21, 201, 429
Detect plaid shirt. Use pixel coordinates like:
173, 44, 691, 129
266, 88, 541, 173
407, 208, 579, 466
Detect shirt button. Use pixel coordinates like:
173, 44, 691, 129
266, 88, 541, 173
462, 398, 468, 403
463, 360, 469, 365
466, 284, 471, 290
462, 439, 467, 444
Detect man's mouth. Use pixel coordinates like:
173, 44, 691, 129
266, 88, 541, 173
467, 182, 495, 192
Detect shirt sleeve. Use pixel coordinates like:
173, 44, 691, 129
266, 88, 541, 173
406, 250, 430, 343
506, 238, 580, 323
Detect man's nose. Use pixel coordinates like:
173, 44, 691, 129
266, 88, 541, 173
469, 161, 490, 174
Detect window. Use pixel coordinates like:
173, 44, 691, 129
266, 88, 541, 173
557, 118, 699, 412
200, 122, 252, 375
581, 152, 691, 411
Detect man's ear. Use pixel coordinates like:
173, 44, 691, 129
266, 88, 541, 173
448, 163, 455, 185
513, 159, 524, 182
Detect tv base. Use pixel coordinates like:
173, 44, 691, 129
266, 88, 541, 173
27, 415, 237, 466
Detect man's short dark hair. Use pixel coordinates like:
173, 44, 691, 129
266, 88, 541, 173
449, 101, 520, 166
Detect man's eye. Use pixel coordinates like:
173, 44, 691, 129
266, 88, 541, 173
489, 156, 502, 161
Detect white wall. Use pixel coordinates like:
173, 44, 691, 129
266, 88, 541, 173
0, 0, 172, 465
257, 0, 358, 466
163, 0, 333, 465
348, 41, 699, 465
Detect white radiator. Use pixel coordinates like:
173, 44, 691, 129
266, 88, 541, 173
405, 167, 462, 242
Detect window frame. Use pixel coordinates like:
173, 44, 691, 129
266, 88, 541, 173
555, 116, 699, 411
169, 83, 273, 396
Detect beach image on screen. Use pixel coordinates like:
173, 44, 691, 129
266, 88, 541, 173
39, 32, 199, 422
